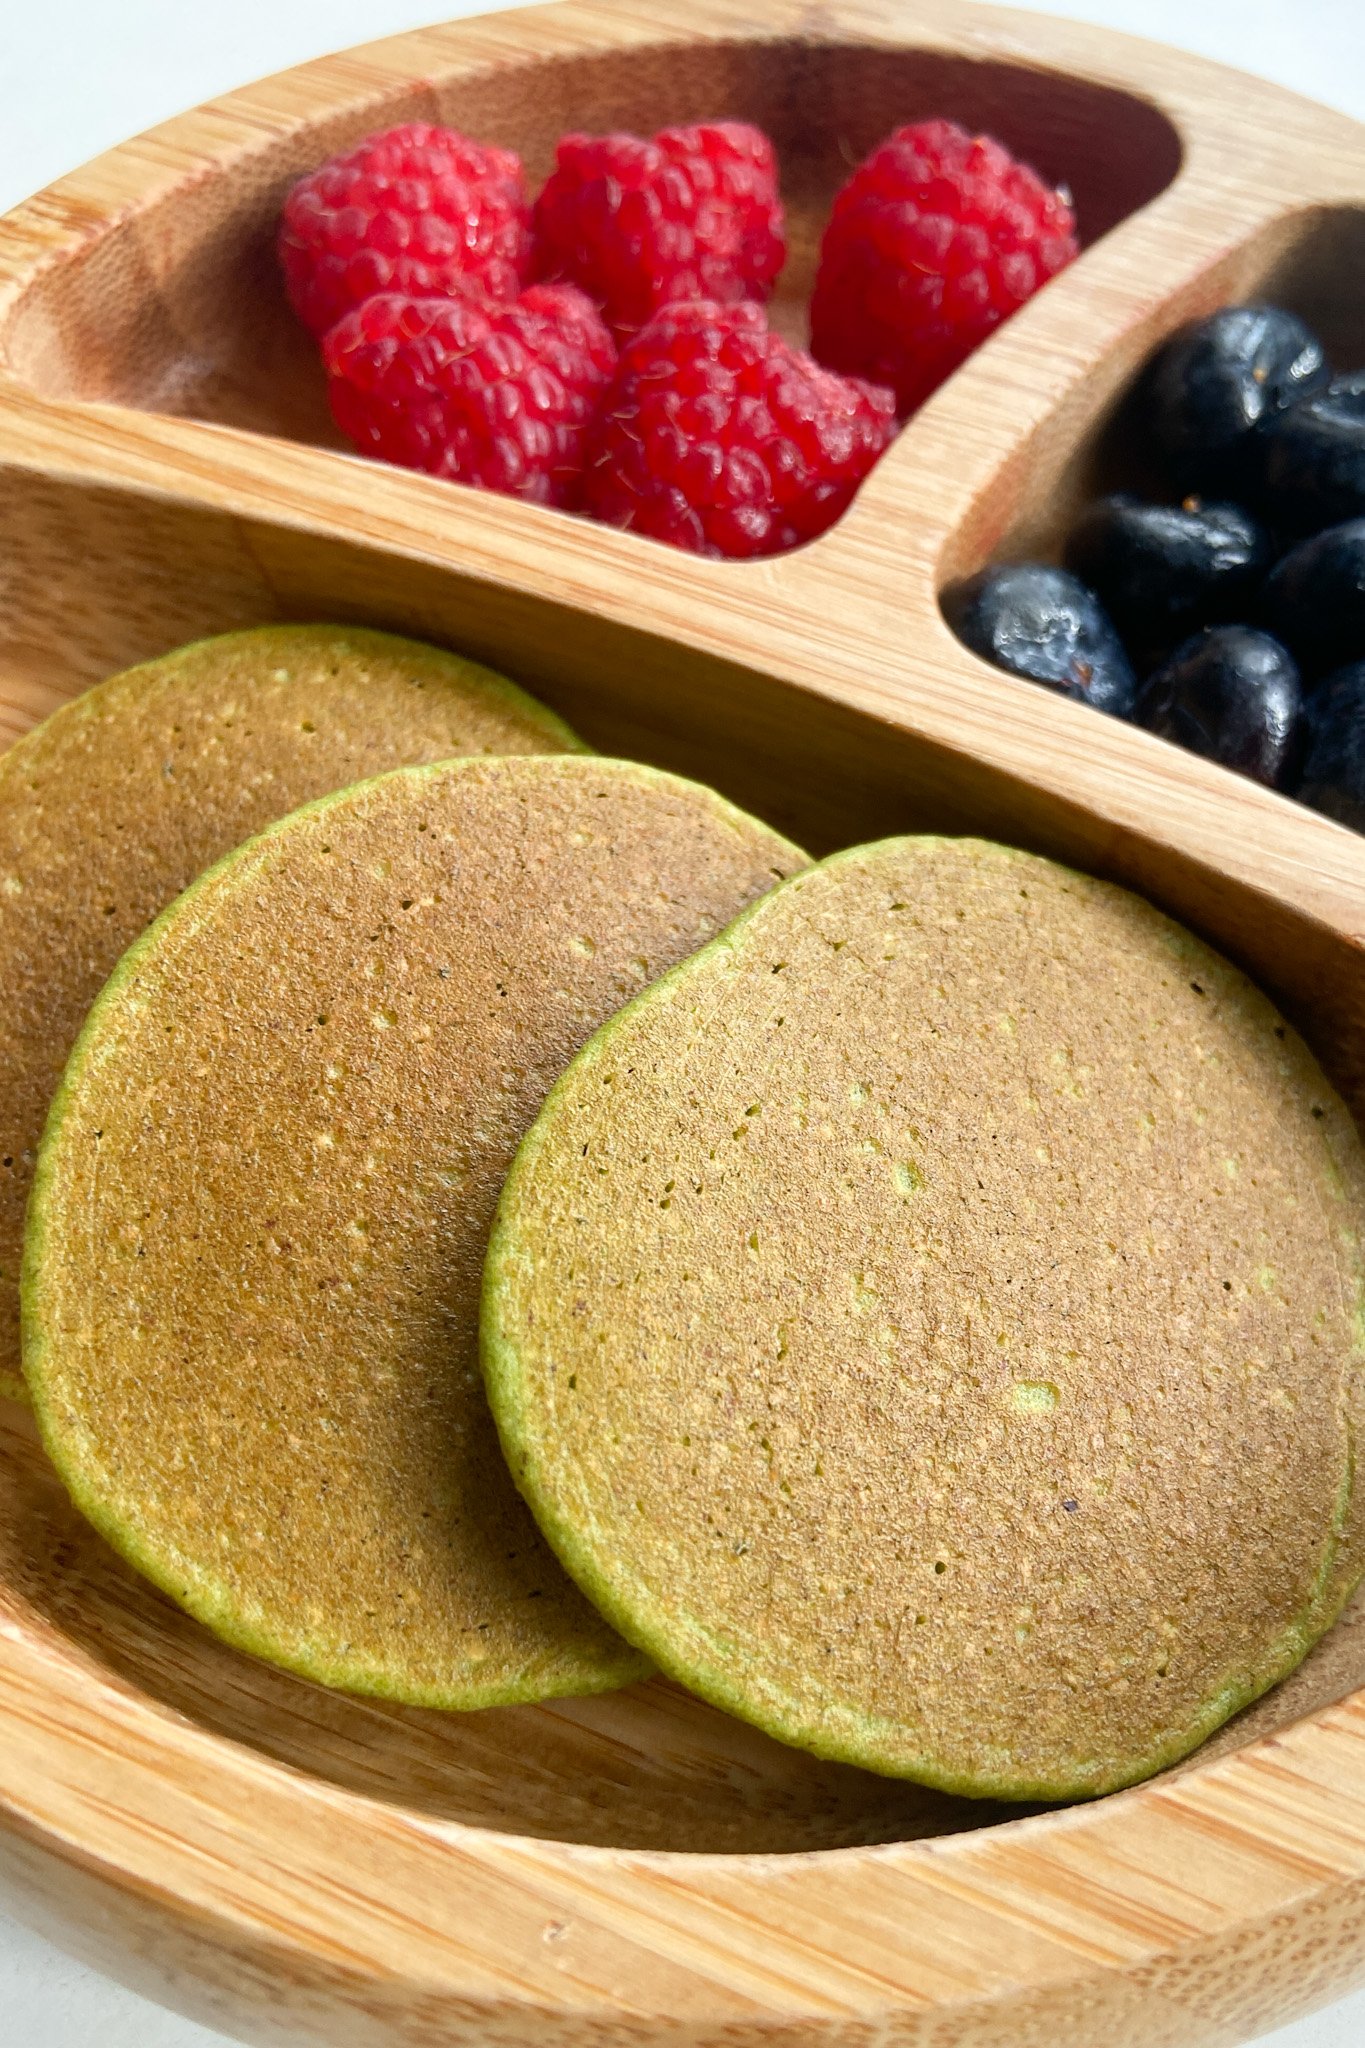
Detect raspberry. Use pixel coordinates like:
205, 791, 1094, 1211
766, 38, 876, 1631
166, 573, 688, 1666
582, 301, 896, 557
323, 284, 616, 507
280, 123, 532, 337
810, 119, 1079, 416
533, 122, 785, 338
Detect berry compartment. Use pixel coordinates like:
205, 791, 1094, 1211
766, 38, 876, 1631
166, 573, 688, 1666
936, 205, 1365, 845
0, 29, 1178, 478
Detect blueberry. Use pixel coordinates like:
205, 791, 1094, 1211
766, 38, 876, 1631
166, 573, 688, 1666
1065, 494, 1272, 659
1299, 663, 1365, 828
1263, 519, 1365, 679
1260, 372, 1365, 531
945, 564, 1136, 715
1142, 304, 1329, 494
1132, 626, 1303, 788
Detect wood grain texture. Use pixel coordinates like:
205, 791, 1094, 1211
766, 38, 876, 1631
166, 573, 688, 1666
1, 2, 1365, 2043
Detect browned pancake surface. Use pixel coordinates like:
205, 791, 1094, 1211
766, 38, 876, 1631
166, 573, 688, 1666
0, 623, 582, 1398
485, 837, 1365, 1793
25, 756, 805, 1705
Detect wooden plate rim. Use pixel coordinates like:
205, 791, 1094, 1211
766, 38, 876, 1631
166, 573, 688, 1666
2, 1, 1365, 2032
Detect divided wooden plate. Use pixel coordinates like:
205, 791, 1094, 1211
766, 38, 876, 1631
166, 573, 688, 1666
2, 2, 1365, 2042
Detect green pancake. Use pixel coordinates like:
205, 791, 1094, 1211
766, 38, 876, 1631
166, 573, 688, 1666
484, 837, 1365, 1797
24, 755, 806, 1707
0, 623, 584, 1402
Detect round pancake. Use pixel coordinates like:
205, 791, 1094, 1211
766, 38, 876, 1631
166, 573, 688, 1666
24, 755, 805, 1707
0, 623, 584, 1401
484, 837, 1365, 1796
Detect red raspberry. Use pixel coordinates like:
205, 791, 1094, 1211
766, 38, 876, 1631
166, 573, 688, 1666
533, 122, 785, 338
280, 123, 532, 338
810, 119, 1079, 416
582, 301, 896, 558
323, 284, 616, 508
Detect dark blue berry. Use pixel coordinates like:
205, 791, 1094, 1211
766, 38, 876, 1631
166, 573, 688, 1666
1260, 372, 1365, 531
1263, 519, 1365, 680
1142, 305, 1329, 495
945, 565, 1136, 715
1065, 494, 1272, 659
1133, 626, 1303, 788
1299, 662, 1365, 829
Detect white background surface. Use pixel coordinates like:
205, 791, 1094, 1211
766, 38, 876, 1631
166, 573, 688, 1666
2, 0, 1365, 2042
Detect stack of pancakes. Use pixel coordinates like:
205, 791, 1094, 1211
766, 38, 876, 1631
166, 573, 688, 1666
13, 625, 1362, 1800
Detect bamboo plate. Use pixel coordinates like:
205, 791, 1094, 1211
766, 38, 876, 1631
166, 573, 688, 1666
2, 2, 1365, 2042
